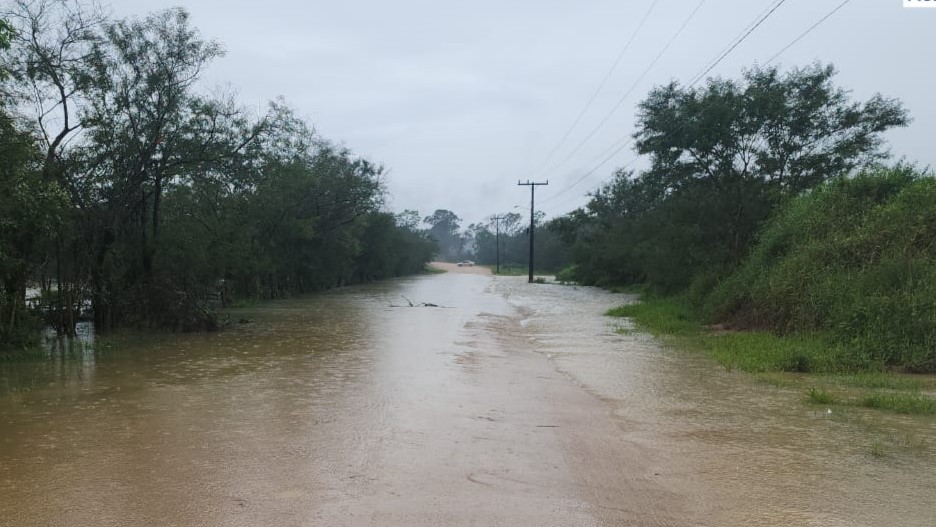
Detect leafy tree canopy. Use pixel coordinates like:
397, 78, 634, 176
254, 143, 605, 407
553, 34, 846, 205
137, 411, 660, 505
561, 63, 910, 292
635, 63, 909, 196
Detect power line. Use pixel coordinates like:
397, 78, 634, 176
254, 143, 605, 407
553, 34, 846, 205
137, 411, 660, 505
540, 0, 846, 218
688, 0, 789, 87
533, 0, 661, 173
687, 0, 785, 86
541, 136, 636, 207
579, 135, 635, 181
764, 0, 851, 65
537, 0, 709, 180
542, 0, 797, 211
539, 135, 632, 205
542, 156, 641, 215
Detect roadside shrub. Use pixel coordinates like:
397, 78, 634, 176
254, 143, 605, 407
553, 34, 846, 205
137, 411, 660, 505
555, 264, 579, 284
705, 166, 936, 372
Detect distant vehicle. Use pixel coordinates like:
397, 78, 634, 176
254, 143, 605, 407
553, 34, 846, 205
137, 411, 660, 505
456, 260, 475, 267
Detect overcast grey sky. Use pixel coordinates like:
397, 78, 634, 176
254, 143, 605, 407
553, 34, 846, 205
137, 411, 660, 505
109, 0, 934, 226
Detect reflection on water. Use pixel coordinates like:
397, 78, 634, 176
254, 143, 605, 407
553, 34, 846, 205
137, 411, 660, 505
0, 274, 507, 526
0, 273, 934, 526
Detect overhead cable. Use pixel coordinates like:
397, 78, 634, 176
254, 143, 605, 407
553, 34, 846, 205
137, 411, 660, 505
533, 0, 661, 173
765, 0, 851, 65
538, 0, 710, 181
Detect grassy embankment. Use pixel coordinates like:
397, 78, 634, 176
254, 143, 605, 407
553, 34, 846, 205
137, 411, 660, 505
607, 296, 936, 415
606, 170, 936, 415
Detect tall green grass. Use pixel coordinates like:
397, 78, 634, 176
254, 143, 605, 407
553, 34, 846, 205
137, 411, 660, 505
830, 373, 925, 391
706, 332, 847, 373
860, 394, 936, 415
607, 295, 936, 417
704, 167, 936, 372
806, 387, 836, 405
605, 296, 697, 337
606, 296, 846, 372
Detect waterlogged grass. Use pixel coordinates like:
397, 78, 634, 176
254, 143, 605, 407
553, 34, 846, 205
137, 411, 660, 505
830, 372, 925, 391
707, 332, 839, 373
797, 378, 936, 417
755, 371, 930, 392
605, 297, 697, 337
860, 393, 936, 415
606, 295, 936, 416
807, 387, 836, 405
607, 297, 839, 371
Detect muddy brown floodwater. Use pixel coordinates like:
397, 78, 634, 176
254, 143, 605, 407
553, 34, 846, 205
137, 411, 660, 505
1, 270, 935, 526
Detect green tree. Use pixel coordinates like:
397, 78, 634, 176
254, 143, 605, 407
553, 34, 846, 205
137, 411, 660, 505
2, 0, 106, 335
1, 18, 67, 346
2, 0, 105, 179
424, 209, 464, 261
1, 5, 436, 348
635, 64, 908, 196
562, 64, 909, 292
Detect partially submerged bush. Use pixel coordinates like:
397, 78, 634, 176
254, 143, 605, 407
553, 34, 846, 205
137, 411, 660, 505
555, 264, 579, 284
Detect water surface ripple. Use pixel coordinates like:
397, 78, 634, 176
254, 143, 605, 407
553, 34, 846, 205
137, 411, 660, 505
1, 272, 933, 526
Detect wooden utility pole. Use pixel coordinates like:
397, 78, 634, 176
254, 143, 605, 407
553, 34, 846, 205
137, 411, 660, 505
517, 180, 548, 283
491, 214, 505, 274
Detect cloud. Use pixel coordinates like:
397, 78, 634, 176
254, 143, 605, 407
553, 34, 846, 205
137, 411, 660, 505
108, 0, 935, 225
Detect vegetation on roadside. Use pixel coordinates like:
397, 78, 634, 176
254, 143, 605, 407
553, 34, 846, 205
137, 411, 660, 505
807, 387, 836, 405
607, 295, 936, 415
705, 167, 936, 373
417, 208, 571, 273
860, 393, 936, 415
484, 265, 551, 277
553, 64, 907, 292
554, 265, 578, 284
615, 167, 936, 376
605, 297, 697, 337
554, 63, 936, 374
0, 3, 436, 351
606, 296, 845, 372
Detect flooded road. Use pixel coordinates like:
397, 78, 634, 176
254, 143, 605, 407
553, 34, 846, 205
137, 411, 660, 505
1, 270, 935, 526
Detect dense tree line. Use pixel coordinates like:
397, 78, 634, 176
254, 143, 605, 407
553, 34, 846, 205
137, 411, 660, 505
467, 212, 569, 272
556, 64, 908, 293
422, 209, 468, 262
0, 2, 435, 349
417, 207, 570, 272
554, 64, 936, 370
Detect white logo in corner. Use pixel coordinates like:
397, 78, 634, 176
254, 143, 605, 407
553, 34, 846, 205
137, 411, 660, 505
905, 0, 936, 8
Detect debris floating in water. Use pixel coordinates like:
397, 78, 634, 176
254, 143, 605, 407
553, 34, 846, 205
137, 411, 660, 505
390, 295, 451, 308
